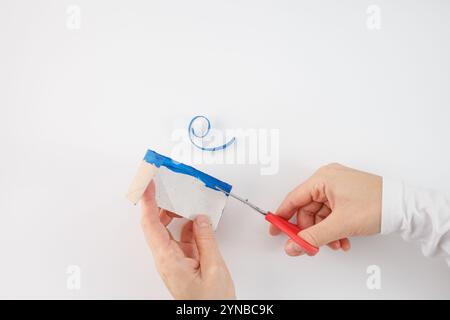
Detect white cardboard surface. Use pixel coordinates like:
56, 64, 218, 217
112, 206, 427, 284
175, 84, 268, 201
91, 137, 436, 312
154, 166, 228, 230
126, 161, 229, 230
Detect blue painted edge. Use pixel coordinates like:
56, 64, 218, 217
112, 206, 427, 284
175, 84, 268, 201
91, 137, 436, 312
143, 149, 232, 194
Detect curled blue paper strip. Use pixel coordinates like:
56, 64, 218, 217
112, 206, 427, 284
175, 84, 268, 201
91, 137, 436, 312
188, 116, 236, 151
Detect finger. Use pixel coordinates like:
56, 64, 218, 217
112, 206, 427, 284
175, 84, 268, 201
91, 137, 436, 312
294, 203, 332, 250
193, 215, 224, 270
270, 181, 314, 236
140, 181, 173, 253
340, 238, 351, 251
327, 240, 341, 250
181, 220, 195, 243
178, 242, 200, 260
285, 239, 305, 256
296, 201, 325, 230
159, 209, 174, 240
160, 209, 174, 227
166, 211, 182, 218
298, 211, 343, 248
314, 207, 340, 250
277, 181, 314, 219
315, 204, 332, 221
160, 209, 181, 240
271, 202, 320, 237
180, 221, 199, 259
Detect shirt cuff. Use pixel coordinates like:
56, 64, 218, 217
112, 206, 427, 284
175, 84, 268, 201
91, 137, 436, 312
381, 177, 405, 235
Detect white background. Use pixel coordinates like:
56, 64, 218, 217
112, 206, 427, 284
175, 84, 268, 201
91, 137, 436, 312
1, 0, 450, 299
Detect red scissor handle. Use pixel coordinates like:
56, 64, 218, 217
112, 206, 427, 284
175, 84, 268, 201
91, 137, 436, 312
265, 212, 319, 256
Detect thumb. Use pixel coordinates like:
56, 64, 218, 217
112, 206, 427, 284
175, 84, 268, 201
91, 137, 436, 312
193, 215, 223, 269
298, 212, 343, 249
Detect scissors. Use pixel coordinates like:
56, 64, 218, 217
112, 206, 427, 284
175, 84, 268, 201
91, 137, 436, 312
217, 187, 319, 256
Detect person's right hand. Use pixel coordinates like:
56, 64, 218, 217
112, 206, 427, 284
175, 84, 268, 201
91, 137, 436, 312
270, 163, 382, 256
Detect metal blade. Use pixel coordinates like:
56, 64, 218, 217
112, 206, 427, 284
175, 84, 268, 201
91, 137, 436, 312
216, 187, 267, 216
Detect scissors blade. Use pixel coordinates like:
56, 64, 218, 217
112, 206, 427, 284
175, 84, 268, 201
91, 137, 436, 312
216, 187, 268, 216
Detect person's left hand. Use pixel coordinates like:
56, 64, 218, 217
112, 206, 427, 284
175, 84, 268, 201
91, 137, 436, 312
141, 181, 236, 299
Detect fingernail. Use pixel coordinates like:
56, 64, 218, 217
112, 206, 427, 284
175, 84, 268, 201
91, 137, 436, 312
196, 215, 210, 227
288, 242, 303, 254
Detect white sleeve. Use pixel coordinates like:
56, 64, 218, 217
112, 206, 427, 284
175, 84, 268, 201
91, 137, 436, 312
381, 178, 450, 267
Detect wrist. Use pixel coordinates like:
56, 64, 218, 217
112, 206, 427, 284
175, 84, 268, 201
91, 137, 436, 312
381, 177, 404, 235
